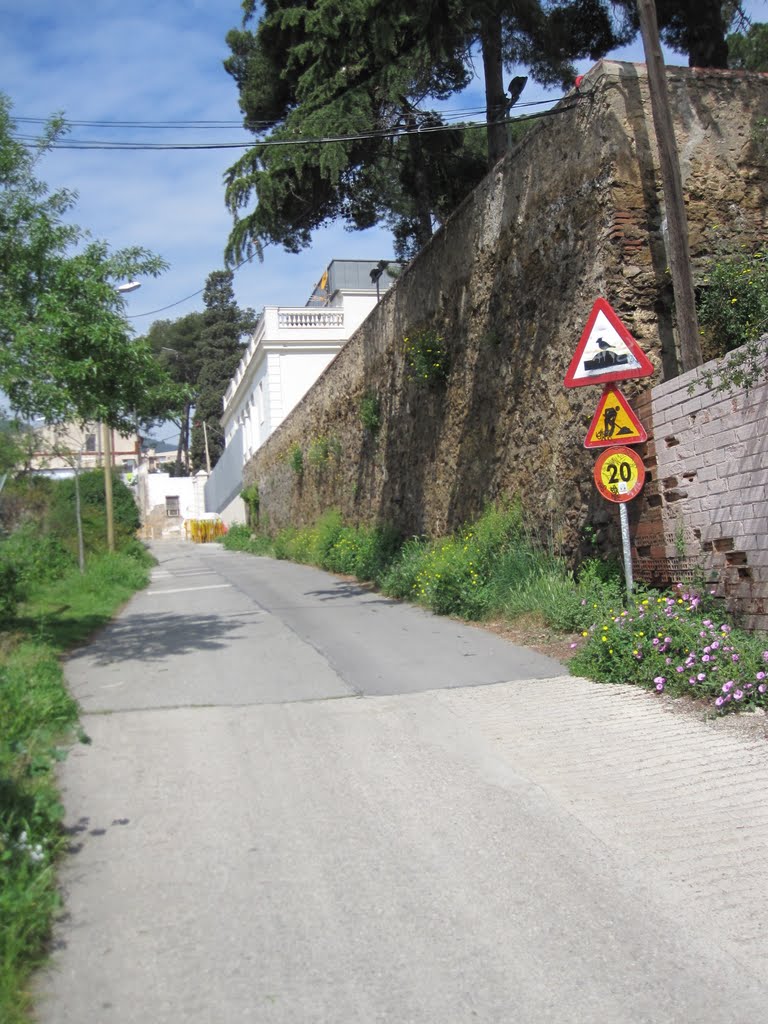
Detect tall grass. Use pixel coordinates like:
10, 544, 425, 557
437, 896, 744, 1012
0, 547, 152, 1023
223, 503, 622, 632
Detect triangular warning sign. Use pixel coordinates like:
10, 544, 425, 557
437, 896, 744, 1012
565, 298, 654, 388
584, 384, 648, 449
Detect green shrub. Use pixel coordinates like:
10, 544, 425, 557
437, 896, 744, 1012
223, 523, 273, 555
0, 556, 20, 623
698, 246, 768, 356
45, 470, 139, 557
323, 523, 401, 582
0, 476, 56, 535
0, 525, 73, 590
403, 326, 450, 386
359, 393, 381, 433
306, 436, 342, 473
570, 584, 768, 713
240, 484, 260, 524
288, 444, 304, 477
307, 436, 330, 470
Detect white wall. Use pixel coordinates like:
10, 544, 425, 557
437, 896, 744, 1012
277, 349, 339, 430
138, 470, 209, 538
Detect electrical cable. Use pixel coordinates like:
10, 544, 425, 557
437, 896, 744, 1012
19, 93, 586, 320
13, 95, 581, 151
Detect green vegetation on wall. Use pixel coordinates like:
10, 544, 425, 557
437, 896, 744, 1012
403, 327, 450, 386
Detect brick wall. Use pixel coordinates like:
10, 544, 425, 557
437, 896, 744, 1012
632, 349, 768, 630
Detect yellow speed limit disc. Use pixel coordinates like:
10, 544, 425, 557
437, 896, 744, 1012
593, 446, 645, 503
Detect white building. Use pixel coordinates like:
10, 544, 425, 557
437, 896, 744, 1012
136, 465, 209, 540
206, 259, 398, 523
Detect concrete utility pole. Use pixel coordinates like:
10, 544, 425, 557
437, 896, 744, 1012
637, 0, 703, 373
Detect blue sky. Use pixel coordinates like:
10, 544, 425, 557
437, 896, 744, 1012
3, 0, 767, 333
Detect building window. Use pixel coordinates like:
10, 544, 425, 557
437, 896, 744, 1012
166, 496, 180, 517
85, 433, 97, 452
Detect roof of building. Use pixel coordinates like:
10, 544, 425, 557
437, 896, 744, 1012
306, 259, 399, 306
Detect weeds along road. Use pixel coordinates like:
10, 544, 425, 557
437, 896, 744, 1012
36, 541, 768, 1023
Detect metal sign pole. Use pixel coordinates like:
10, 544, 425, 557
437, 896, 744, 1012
619, 501, 634, 593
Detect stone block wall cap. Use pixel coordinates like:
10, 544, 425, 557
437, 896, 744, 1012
576, 60, 768, 95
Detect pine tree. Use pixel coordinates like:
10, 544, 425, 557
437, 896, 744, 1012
223, 1, 631, 262
190, 271, 256, 472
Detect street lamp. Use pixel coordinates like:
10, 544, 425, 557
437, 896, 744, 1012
103, 281, 142, 551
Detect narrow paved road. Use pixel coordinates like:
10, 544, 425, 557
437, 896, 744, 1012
36, 541, 768, 1023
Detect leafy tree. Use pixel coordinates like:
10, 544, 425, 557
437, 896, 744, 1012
410, 1, 632, 163
190, 270, 256, 471
224, 1, 481, 261
727, 19, 768, 70
613, 0, 747, 68
0, 95, 185, 432
141, 311, 206, 474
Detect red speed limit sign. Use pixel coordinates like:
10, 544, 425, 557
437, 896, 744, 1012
593, 446, 645, 503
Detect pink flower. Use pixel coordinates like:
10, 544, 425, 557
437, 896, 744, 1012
734, 689, 744, 701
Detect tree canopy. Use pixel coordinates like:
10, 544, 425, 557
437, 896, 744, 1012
727, 15, 768, 70
141, 311, 206, 474
223, 2, 754, 264
223, 1, 631, 263
0, 95, 185, 432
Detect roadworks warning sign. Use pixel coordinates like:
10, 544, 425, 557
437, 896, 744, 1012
584, 384, 647, 449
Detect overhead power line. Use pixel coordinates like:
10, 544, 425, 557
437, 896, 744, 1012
19, 93, 584, 321
14, 96, 578, 152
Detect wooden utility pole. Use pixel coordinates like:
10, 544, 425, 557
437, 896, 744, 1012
637, 0, 703, 372
102, 422, 115, 552
202, 421, 212, 474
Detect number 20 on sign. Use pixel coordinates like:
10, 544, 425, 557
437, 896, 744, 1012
593, 446, 645, 503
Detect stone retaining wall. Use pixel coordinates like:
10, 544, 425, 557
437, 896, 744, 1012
244, 60, 768, 579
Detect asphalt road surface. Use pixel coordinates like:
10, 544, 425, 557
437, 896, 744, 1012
36, 541, 768, 1023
